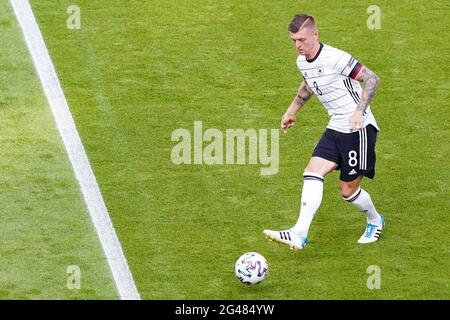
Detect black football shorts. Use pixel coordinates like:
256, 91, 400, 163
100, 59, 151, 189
312, 124, 378, 182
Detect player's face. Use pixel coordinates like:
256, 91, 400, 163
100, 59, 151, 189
290, 28, 318, 57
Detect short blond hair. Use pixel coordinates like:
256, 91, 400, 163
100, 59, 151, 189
288, 13, 317, 33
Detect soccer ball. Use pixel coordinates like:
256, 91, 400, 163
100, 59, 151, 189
235, 252, 268, 285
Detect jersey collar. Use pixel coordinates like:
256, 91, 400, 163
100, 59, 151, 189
306, 43, 324, 63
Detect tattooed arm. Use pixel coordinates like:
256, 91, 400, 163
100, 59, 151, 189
349, 66, 380, 132
281, 81, 313, 133
355, 66, 380, 112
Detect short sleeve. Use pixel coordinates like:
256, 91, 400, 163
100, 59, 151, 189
333, 50, 364, 79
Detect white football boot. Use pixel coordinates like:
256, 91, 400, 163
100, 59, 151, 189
263, 229, 308, 250
357, 214, 385, 244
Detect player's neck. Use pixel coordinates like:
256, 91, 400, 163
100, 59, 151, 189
306, 42, 322, 62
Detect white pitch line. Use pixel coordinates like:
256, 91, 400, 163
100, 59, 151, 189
10, 0, 140, 300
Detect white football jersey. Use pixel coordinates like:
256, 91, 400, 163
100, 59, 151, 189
296, 43, 379, 133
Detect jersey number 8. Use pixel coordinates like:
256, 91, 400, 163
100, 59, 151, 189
313, 81, 323, 96
348, 150, 358, 167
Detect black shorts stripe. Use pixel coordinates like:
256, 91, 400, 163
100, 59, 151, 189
358, 127, 368, 170
359, 128, 368, 170
363, 127, 367, 169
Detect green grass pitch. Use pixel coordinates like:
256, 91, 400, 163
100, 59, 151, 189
1, 0, 449, 299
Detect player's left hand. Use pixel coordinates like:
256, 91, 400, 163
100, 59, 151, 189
349, 110, 364, 132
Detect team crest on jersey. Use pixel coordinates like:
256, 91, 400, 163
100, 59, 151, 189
303, 65, 324, 78
317, 64, 324, 76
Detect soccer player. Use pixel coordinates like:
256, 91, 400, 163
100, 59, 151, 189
264, 13, 384, 250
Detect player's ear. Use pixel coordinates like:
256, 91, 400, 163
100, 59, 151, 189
314, 29, 319, 39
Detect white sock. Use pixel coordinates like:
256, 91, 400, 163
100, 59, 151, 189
291, 172, 324, 238
344, 188, 381, 224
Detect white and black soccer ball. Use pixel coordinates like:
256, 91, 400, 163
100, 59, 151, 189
235, 252, 268, 285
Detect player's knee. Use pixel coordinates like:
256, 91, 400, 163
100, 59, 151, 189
339, 183, 357, 199
303, 165, 325, 177
303, 168, 323, 178
340, 189, 353, 199
303, 166, 315, 175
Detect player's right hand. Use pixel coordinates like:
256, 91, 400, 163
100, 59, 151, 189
281, 113, 296, 134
